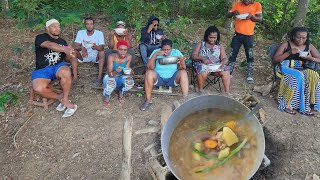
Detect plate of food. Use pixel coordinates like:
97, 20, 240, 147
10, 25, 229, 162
236, 13, 249, 20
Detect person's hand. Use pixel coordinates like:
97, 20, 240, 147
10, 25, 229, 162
92, 43, 97, 50
232, 11, 240, 16
116, 66, 123, 73
123, 29, 128, 36
81, 47, 88, 58
246, 13, 253, 20
156, 50, 165, 56
148, 23, 155, 32
112, 29, 116, 35
290, 48, 299, 55
177, 56, 185, 64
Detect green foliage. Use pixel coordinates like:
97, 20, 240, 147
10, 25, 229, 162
0, 91, 18, 112
3, 0, 320, 49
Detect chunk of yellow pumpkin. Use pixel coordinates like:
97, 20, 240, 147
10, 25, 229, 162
218, 147, 230, 160
222, 127, 239, 146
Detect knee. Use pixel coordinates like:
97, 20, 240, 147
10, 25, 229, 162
139, 44, 147, 51
99, 50, 105, 57
58, 67, 72, 79
125, 77, 134, 86
33, 83, 46, 94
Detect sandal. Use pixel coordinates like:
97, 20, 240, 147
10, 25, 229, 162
140, 101, 152, 111
56, 100, 71, 112
56, 103, 66, 112
304, 111, 315, 116
62, 105, 77, 118
284, 108, 296, 115
104, 97, 111, 108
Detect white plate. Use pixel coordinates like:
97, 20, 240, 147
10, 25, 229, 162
202, 64, 222, 72
114, 28, 125, 35
299, 51, 309, 57
236, 13, 249, 20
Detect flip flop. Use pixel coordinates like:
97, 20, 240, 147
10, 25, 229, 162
56, 103, 66, 112
284, 108, 296, 115
304, 111, 314, 116
62, 105, 78, 118
56, 100, 71, 112
140, 101, 152, 111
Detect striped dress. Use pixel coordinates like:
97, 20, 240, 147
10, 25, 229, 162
277, 42, 320, 114
193, 41, 230, 74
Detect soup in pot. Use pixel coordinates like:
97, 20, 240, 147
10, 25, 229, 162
169, 108, 258, 180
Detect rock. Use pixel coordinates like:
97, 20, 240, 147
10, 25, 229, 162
95, 109, 109, 116
135, 127, 160, 135
259, 108, 268, 126
253, 82, 273, 96
313, 174, 319, 180
148, 120, 159, 126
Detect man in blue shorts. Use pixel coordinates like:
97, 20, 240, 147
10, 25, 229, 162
32, 19, 78, 117
140, 39, 189, 111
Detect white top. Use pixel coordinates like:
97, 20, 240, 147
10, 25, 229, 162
75, 29, 105, 55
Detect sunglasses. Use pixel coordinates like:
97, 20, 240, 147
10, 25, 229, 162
154, 24, 159, 27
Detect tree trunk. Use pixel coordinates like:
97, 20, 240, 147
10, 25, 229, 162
223, 0, 237, 29
293, 0, 309, 27
2, 0, 9, 13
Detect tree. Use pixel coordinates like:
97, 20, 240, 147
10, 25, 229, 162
293, 0, 309, 27
1, 0, 9, 14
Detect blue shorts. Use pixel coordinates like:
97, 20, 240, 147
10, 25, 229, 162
154, 71, 178, 87
32, 62, 68, 81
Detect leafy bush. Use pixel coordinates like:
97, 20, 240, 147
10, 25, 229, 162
3, 0, 320, 49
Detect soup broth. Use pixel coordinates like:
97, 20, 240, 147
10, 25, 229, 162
169, 108, 258, 180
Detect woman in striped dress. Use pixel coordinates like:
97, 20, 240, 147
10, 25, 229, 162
192, 26, 231, 93
273, 27, 320, 115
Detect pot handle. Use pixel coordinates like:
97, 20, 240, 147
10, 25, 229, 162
259, 154, 271, 170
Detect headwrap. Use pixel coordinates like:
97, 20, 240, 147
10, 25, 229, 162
116, 40, 129, 49
46, 19, 59, 27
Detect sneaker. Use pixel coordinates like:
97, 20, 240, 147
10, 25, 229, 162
246, 76, 254, 84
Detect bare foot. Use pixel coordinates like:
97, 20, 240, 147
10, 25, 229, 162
63, 99, 75, 109
119, 94, 125, 104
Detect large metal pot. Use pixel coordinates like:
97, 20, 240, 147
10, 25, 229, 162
161, 95, 265, 179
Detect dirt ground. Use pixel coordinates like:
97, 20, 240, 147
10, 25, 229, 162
0, 16, 319, 180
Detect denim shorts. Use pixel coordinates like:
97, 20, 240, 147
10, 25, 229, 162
32, 62, 69, 80
154, 71, 178, 87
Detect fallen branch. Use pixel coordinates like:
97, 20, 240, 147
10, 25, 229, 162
13, 114, 35, 149
120, 117, 133, 180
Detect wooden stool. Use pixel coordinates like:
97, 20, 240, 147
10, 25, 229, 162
29, 85, 56, 109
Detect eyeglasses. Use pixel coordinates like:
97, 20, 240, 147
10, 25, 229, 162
154, 24, 159, 27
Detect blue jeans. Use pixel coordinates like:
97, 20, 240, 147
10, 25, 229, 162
229, 33, 254, 63
139, 43, 161, 64
103, 75, 134, 97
